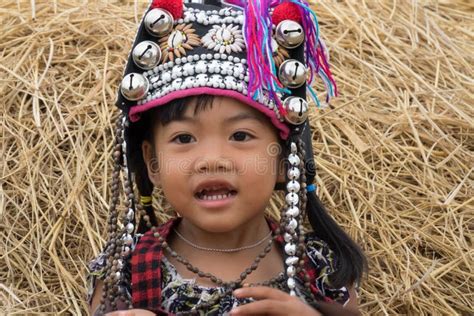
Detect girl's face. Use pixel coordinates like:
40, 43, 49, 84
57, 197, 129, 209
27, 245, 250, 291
142, 96, 285, 233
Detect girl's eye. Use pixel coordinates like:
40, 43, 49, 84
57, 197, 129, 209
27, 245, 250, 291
172, 134, 195, 144
231, 131, 253, 142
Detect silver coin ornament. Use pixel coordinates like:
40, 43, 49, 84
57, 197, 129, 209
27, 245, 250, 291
275, 20, 305, 49
286, 205, 300, 217
132, 41, 162, 70
125, 223, 135, 234
123, 234, 133, 246
120, 73, 149, 101
285, 243, 297, 256
288, 153, 301, 166
144, 8, 174, 37
283, 96, 309, 125
286, 192, 299, 205
278, 59, 307, 88
287, 167, 301, 179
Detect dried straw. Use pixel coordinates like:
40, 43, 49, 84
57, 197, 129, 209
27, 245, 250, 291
1, 0, 473, 314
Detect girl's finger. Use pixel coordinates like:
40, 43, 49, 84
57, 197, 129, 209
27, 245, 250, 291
233, 286, 290, 301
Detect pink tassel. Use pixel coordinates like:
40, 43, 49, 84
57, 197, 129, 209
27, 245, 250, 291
243, 0, 288, 115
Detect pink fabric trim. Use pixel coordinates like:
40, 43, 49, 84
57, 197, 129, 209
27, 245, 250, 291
129, 88, 290, 140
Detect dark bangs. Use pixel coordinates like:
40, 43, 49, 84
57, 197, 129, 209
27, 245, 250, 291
139, 94, 215, 143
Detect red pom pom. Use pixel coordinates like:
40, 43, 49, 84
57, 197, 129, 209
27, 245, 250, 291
272, 2, 302, 26
151, 0, 183, 19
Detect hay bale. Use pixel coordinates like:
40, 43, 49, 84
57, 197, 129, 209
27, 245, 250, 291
1, 0, 472, 314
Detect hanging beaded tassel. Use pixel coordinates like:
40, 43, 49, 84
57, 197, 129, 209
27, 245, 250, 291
99, 114, 135, 313
284, 141, 303, 296
99, 114, 124, 313
117, 115, 135, 308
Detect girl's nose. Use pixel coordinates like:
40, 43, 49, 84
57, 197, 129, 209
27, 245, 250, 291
194, 143, 233, 173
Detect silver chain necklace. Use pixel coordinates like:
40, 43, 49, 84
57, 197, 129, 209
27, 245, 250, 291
173, 228, 273, 253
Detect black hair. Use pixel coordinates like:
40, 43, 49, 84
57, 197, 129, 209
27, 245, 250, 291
306, 190, 367, 288
128, 95, 367, 288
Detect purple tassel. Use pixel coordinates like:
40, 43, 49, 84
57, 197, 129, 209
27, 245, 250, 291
242, 0, 289, 115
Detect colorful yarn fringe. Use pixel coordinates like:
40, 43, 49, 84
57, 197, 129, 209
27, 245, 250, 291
288, 0, 337, 106
242, 0, 289, 115
225, 0, 337, 108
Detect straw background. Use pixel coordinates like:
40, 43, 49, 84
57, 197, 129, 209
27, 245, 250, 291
1, 0, 473, 315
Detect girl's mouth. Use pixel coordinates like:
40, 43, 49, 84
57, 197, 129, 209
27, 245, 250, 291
193, 181, 238, 208
195, 188, 238, 201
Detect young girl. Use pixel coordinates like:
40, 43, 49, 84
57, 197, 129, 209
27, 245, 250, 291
88, 0, 367, 315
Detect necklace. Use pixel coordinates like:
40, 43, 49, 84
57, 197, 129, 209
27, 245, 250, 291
154, 229, 283, 314
173, 228, 273, 253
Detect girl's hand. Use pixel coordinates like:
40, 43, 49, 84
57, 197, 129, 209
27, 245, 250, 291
230, 286, 321, 316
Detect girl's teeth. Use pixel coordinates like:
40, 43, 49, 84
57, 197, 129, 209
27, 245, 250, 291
201, 192, 232, 200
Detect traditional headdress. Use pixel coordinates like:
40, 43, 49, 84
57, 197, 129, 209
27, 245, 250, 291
101, 0, 337, 313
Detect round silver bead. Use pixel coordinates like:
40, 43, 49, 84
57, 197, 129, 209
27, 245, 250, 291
284, 232, 294, 243
287, 277, 296, 290
287, 218, 298, 230
288, 153, 300, 166
144, 8, 174, 37
285, 256, 298, 266
286, 205, 300, 217
132, 41, 161, 70
123, 234, 133, 246
126, 223, 134, 234
120, 73, 149, 101
275, 20, 305, 49
285, 192, 299, 205
286, 265, 296, 277
283, 96, 309, 125
290, 290, 296, 296
285, 243, 297, 256
126, 209, 134, 221
278, 59, 307, 88
287, 167, 300, 180
287, 180, 301, 193
290, 142, 297, 153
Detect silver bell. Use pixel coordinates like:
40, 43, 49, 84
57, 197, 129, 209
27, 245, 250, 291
275, 20, 304, 49
132, 41, 162, 70
283, 96, 309, 125
120, 73, 149, 101
278, 59, 307, 88
144, 8, 174, 37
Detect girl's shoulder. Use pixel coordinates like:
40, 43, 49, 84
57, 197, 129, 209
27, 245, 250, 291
302, 231, 353, 305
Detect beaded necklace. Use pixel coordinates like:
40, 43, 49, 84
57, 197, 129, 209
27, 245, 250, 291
99, 115, 321, 314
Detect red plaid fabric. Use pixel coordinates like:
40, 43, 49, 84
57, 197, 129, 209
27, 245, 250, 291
131, 218, 334, 314
131, 219, 176, 315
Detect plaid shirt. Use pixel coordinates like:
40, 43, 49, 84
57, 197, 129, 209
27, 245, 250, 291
131, 218, 343, 315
